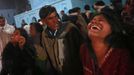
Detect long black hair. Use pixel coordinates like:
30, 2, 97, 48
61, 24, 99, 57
92, 8, 134, 61
16, 28, 31, 46
100, 9, 127, 48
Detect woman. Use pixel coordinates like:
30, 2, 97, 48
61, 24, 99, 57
1, 28, 36, 75
80, 9, 134, 75
29, 22, 47, 75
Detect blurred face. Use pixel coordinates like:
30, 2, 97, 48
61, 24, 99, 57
11, 30, 21, 44
87, 15, 112, 39
30, 25, 36, 37
0, 18, 5, 27
42, 12, 59, 30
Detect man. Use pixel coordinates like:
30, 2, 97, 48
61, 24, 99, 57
39, 5, 83, 75
60, 10, 68, 22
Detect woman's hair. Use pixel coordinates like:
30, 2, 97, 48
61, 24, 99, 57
30, 22, 43, 33
100, 8, 134, 61
16, 28, 31, 45
87, 8, 134, 61
100, 10, 126, 48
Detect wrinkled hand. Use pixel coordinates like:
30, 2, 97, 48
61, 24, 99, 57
18, 36, 26, 48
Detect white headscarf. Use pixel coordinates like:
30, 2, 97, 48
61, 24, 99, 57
0, 19, 15, 35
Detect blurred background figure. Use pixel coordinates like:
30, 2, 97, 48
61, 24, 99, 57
82, 4, 93, 24
121, 0, 134, 35
93, 1, 106, 13
110, 0, 123, 16
60, 10, 69, 22
21, 19, 28, 28
68, 7, 88, 39
0, 16, 15, 35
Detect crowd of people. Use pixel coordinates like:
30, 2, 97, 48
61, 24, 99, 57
0, 0, 134, 75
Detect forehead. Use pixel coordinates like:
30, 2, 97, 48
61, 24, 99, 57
0, 18, 5, 21
47, 12, 57, 17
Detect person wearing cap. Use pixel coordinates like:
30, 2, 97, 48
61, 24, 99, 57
39, 5, 83, 75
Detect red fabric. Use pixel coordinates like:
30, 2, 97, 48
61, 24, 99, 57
80, 43, 134, 75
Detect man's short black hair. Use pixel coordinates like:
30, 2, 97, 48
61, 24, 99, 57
39, 5, 56, 19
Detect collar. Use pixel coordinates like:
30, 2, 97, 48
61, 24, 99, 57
45, 27, 58, 38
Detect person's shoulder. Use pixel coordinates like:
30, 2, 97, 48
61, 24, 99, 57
65, 21, 80, 33
6, 24, 15, 28
62, 21, 77, 29
5, 24, 15, 31
57, 21, 78, 38
113, 48, 130, 58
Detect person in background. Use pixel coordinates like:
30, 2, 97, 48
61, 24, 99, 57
80, 8, 134, 75
93, 1, 106, 13
39, 5, 83, 75
31, 17, 38, 23
60, 10, 69, 22
110, 0, 123, 16
82, 4, 93, 24
29, 22, 47, 75
121, 0, 134, 60
1, 28, 36, 75
0, 16, 15, 35
0, 16, 14, 72
121, 0, 134, 35
21, 19, 28, 28
23, 24, 30, 35
68, 7, 87, 39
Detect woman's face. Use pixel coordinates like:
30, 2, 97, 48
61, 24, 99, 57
11, 30, 21, 43
87, 15, 112, 39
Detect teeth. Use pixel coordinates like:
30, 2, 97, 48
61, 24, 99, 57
91, 25, 101, 30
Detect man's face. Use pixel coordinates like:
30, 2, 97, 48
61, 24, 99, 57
0, 18, 5, 27
42, 12, 59, 31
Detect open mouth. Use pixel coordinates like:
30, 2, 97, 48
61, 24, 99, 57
91, 25, 102, 31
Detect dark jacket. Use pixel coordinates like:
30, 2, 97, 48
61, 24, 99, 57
1, 42, 36, 75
